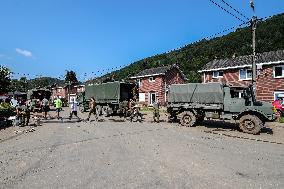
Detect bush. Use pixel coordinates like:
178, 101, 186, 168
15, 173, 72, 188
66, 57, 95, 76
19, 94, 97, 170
0, 102, 15, 118
279, 117, 284, 123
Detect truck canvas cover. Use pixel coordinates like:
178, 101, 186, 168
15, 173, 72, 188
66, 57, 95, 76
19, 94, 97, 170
27, 88, 51, 100
168, 83, 224, 104
85, 82, 120, 102
85, 82, 135, 103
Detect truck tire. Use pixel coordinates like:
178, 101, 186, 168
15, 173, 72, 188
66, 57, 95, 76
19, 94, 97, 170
239, 115, 263, 135
180, 111, 196, 127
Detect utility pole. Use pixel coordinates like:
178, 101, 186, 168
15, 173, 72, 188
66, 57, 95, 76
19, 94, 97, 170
250, 0, 257, 91
251, 15, 257, 88
250, 0, 260, 94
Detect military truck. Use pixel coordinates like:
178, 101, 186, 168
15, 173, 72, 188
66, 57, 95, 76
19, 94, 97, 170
27, 88, 52, 112
167, 83, 276, 134
78, 82, 137, 116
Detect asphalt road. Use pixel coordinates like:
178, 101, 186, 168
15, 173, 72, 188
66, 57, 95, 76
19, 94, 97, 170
1, 112, 284, 189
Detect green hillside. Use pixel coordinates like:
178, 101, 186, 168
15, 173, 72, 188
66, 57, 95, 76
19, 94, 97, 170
102, 13, 284, 83
10, 77, 65, 92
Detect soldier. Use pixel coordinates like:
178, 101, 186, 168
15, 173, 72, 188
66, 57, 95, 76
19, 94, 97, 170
153, 99, 160, 123
129, 98, 142, 122
120, 100, 129, 118
128, 99, 135, 118
87, 97, 98, 121
23, 104, 31, 126
18, 103, 30, 126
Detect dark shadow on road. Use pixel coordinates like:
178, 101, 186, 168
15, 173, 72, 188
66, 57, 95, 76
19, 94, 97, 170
198, 120, 273, 134
199, 120, 239, 131
261, 127, 273, 135
109, 119, 126, 122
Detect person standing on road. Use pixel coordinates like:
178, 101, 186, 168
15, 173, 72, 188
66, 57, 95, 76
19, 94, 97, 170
41, 97, 49, 120
153, 99, 160, 123
129, 99, 136, 116
10, 96, 18, 108
54, 96, 62, 120
21, 104, 31, 126
69, 98, 81, 121
87, 97, 98, 121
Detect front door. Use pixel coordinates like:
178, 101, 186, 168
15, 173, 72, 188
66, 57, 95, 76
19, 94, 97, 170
150, 93, 156, 105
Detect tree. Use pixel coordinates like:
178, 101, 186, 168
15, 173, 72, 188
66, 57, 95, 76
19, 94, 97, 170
11, 77, 28, 92
0, 66, 12, 93
94, 13, 284, 83
19, 77, 28, 91
65, 70, 78, 84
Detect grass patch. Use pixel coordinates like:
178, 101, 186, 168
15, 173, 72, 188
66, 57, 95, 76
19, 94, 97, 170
279, 117, 284, 123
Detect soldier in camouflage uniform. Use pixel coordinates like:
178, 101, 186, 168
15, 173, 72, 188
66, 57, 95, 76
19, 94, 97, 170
18, 103, 31, 127
153, 99, 160, 123
120, 100, 129, 118
129, 99, 136, 120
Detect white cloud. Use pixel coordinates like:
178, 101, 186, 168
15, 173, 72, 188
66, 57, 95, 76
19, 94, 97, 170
15, 48, 33, 58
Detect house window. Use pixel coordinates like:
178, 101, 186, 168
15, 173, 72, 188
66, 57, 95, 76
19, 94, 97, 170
149, 77, 155, 82
274, 65, 284, 78
137, 79, 141, 87
274, 91, 284, 101
149, 92, 156, 105
239, 69, 252, 80
139, 93, 145, 102
212, 71, 224, 78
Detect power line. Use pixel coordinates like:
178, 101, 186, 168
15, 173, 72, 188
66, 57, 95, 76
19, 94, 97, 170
11, 13, 271, 82
205, 21, 250, 39
220, 0, 250, 21
209, 0, 246, 23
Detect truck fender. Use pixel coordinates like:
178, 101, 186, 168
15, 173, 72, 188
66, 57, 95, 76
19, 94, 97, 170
237, 110, 267, 122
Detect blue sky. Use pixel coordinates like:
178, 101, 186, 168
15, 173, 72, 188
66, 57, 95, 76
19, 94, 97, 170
0, 0, 283, 81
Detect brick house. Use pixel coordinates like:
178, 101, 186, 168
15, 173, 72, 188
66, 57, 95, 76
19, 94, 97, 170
51, 85, 67, 100
130, 64, 187, 105
199, 50, 284, 102
51, 84, 85, 101
74, 85, 85, 93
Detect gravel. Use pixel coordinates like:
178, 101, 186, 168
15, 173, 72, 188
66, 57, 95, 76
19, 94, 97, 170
0, 109, 284, 189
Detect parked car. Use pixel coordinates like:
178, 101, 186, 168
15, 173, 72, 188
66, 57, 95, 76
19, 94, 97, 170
272, 100, 284, 117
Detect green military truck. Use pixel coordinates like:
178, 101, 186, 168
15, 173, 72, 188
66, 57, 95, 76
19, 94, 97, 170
77, 82, 136, 116
27, 88, 52, 112
167, 83, 276, 134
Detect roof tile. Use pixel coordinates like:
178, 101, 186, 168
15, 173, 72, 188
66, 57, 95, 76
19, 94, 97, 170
202, 49, 284, 71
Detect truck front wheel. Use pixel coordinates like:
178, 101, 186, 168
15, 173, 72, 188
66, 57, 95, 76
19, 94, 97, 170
180, 111, 196, 127
239, 115, 263, 135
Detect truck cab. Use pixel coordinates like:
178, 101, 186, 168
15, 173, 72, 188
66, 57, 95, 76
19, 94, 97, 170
224, 85, 275, 122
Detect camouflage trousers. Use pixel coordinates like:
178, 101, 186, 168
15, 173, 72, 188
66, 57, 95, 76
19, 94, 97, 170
19, 112, 30, 126
153, 109, 160, 122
